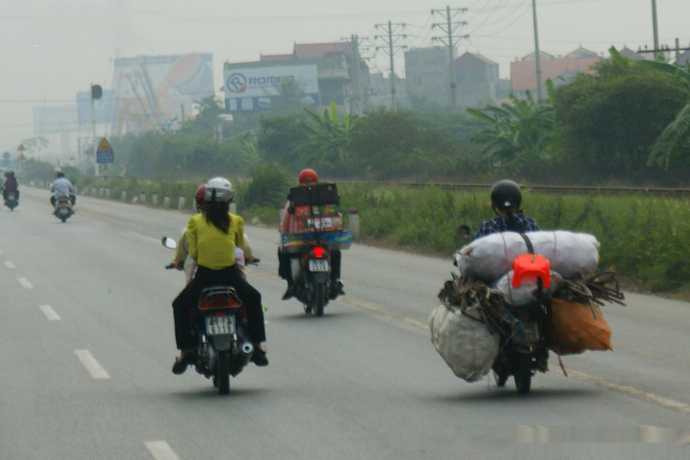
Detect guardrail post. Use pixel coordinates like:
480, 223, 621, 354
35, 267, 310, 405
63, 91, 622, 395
177, 197, 186, 210
139, 193, 146, 204
152, 194, 159, 206
347, 208, 360, 241
121, 191, 127, 202
163, 197, 171, 209
104, 189, 111, 199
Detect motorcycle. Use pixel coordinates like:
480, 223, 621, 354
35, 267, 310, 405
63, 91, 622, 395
4, 192, 18, 211
291, 244, 333, 317
53, 195, 74, 222
491, 297, 550, 394
162, 237, 256, 395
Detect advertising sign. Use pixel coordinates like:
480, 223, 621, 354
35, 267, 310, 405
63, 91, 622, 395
112, 53, 214, 134
224, 63, 320, 112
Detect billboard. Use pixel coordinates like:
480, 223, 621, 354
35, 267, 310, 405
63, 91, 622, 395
111, 53, 214, 134
32, 105, 79, 135
76, 89, 114, 125
224, 63, 320, 112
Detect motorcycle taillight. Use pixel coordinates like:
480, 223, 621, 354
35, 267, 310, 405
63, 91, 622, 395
310, 246, 327, 259
198, 294, 241, 311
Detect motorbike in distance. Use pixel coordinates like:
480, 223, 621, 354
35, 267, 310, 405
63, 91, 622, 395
53, 195, 74, 222
162, 236, 257, 395
4, 192, 18, 211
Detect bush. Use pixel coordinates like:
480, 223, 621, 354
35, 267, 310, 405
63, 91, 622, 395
239, 164, 291, 209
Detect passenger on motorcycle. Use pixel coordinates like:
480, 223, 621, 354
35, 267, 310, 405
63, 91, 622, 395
50, 171, 76, 207
278, 168, 344, 300
171, 177, 268, 374
2, 171, 19, 201
171, 184, 256, 284
475, 180, 540, 239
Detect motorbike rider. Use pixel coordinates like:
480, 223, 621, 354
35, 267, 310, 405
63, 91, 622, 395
171, 177, 268, 374
475, 180, 540, 239
2, 171, 19, 202
171, 184, 256, 284
50, 170, 76, 208
278, 168, 344, 300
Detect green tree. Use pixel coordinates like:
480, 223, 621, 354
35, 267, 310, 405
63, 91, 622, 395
300, 102, 355, 174
466, 91, 556, 172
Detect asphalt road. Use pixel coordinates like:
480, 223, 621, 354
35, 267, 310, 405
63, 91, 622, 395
0, 188, 688, 460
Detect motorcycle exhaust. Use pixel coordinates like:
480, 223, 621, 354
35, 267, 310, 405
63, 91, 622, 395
241, 342, 254, 355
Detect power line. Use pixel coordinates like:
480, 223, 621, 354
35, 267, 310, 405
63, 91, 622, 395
374, 21, 408, 110
432, 6, 470, 109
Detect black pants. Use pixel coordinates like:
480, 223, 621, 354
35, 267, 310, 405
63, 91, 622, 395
278, 248, 342, 282
172, 265, 266, 350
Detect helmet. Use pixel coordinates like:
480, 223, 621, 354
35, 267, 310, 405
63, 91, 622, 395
55, 170, 65, 178
490, 179, 522, 211
298, 168, 319, 185
204, 177, 233, 203
194, 184, 206, 209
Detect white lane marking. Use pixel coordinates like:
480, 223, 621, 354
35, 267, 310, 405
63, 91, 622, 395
40, 305, 61, 321
17, 277, 33, 289
74, 349, 110, 380
145, 441, 180, 460
4, 260, 16, 269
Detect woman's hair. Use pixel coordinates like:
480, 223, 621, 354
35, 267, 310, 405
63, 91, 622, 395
204, 201, 231, 233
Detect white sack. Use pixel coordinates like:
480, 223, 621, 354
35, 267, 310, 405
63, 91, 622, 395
494, 270, 562, 306
429, 304, 500, 382
455, 231, 599, 281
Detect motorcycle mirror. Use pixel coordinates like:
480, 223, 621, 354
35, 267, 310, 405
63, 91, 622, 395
161, 236, 177, 250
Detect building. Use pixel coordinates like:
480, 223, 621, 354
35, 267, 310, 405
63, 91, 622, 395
368, 73, 408, 110
510, 47, 602, 94
455, 52, 499, 108
404, 47, 450, 108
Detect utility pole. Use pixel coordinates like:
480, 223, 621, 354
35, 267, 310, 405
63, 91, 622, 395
375, 21, 408, 110
675, 37, 681, 62
531, 0, 544, 102
350, 34, 363, 114
432, 5, 469, 109
651, 0, 660, 58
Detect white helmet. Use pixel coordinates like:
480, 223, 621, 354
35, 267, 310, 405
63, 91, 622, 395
204, 177, 233, 203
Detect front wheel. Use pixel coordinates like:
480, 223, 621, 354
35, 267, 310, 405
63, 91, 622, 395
514, 355, 532, 394
216, 351, 230, 395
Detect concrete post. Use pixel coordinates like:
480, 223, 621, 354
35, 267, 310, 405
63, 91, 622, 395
139, 193, 146, 204
177, 197, 186, 210
152, 194, 159, 206
121, 191, 127, 202
104, 189, 111, 199
347, 208, 360, 241
163, 197, 171, 209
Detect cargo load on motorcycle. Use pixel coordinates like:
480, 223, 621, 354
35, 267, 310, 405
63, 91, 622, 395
430, 230, 625, 393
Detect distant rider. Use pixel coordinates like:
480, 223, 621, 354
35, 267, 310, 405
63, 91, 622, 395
475, 180, 540, 239
2, 171, 19, 202
50, 171, 76, 207
278, 168, 344, 300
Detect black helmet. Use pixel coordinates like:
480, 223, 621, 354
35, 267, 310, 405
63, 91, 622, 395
56, 170, 65, 178
490, 179, 522, 211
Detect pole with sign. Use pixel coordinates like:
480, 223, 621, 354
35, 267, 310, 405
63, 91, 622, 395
96, 137, 114, 167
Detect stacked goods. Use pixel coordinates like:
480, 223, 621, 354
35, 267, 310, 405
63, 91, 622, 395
432, 231, 625, 381
280, 183, 351, 253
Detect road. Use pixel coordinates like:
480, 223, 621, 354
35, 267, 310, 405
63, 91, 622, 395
1, 188, 688, 460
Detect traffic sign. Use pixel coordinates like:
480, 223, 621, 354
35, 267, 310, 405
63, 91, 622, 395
96, 137, 114, 164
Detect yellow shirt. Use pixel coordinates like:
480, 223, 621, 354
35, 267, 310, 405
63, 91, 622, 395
187, 213, 246, 270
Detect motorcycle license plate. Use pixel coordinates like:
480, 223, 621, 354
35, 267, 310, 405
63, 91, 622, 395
308, 259, 330, 272
205, 315, 234, 336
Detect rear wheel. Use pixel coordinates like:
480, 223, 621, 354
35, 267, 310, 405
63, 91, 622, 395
514, 355, 532, 394
314, 282, 328, 317
216, 351, 230, 395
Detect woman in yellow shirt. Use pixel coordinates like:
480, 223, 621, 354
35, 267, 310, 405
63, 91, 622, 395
171, 177, 267, 374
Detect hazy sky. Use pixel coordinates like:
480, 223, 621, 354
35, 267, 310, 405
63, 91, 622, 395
2, 0, 690, 148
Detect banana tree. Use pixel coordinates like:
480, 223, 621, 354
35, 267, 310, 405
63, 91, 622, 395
301, 101, 355, 168
467, 88, 556, 170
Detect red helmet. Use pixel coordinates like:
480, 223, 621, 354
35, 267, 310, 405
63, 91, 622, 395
298, 168, 319, 185
195, 184, 206, 209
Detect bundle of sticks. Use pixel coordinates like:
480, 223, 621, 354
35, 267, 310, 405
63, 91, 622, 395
555, 272, 626, 307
